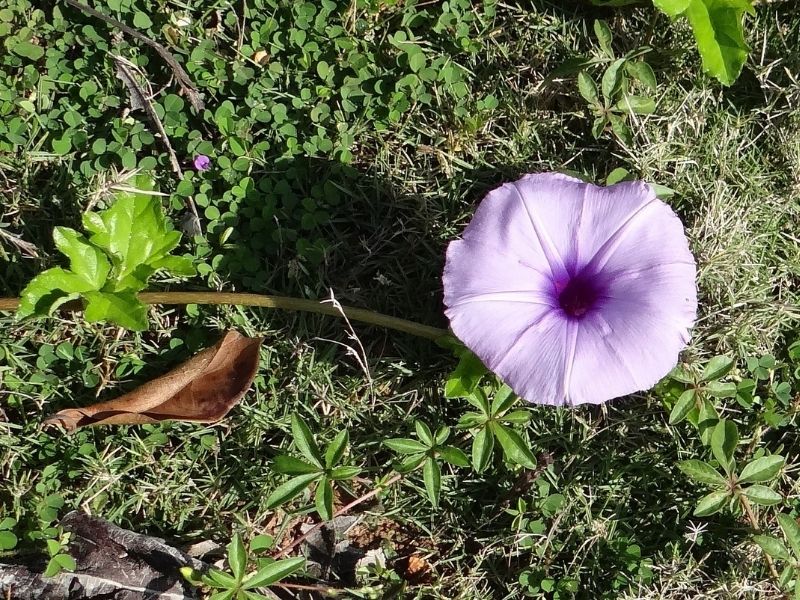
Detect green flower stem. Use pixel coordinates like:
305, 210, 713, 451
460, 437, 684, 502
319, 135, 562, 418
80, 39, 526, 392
0, 292, 448, 341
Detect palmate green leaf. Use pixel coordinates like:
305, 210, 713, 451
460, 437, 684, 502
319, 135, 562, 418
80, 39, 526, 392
490, 385, 517, 416
84, 290, 148, 331
684, 0, 754, 86
243, 556, 305, 589
694, 489, 729, 516
264, 472, 320, 509
739, 455, 785, 484
415, 421, 434, 447
445, 351, 487, 398
491, 422, 537, 469
82, 176, 188, 292
472, 426, 494, 473
753, 535, 791, 561
777, 514, 800, 558
677, 460, 726, 485
742, 484, 782, 506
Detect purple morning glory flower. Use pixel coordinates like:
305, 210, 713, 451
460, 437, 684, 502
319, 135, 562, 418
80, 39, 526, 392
193, 155, 211, 171
443, 172, 697, 406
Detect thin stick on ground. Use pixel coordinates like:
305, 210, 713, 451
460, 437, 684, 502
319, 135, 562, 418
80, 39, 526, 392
0, 292, 448, 341
272, 472, 403, 559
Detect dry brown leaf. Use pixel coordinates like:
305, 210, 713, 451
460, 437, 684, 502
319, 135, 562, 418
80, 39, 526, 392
44, 331, 263, 431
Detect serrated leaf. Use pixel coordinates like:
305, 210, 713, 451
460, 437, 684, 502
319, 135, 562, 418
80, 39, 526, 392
325, 429, 349, 468
291, 414, 323, 467
694, 489, 729, 516
273, 455, 320, 475
315, 477, 334, 520
669, 388, 697, 424
243, 557, 305, 589
710, 419, 738, 474
777, 514, 800, 558
83, 290, 148, 330
753, 535, 791, 561
52, 226, 110, 288
684, 0, 752, 86
438, 446, 469, 467
739, 455, 785, 483
700, 355, 735, 382
228, 533, 247, 581
264, 472, 321, 509
472, 426, 494, 473
677, 460, 726, 485
17, 268, 92, 319
491, 423, 536, 469
578, 71, 599, 104
384, 438, 427, 454
743, 484, 782, 506
423, 457, 441, 508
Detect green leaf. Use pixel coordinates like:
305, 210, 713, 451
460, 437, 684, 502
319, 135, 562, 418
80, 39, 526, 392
228, 534, 247, 581
615, 95, 656, 114
438, 446, 469, 467
677, 460, 726, 485
384, 438, 427, 454
491, 423, 537, 469
434, 426, 451, 446
593, 20, 613, 57
472, 427, 494, 473
669, 365, 695, 384
243, 557, 305, 589
742, 485, 782, 506
606, 167, 630, 185
578, 71, 599, 104
150, 255, 196, 276
315, 477, 334, 520
423, 457, 441, 508
11, 40, 44, 60
325, 430, 349, 468
710, 419, 738, 474
705, 381, 737, 398
82, 182, 183, 292
395, 453, 426, 473
250, 535, 274, 552
43, 556, 63, 578
290, 414, 323, 467
700, 355, 735, 382
56, 553, 76, 572
653, 0, 692, 17
501, 410, 532, 424
697, 398, 720, 445
84, 290, 148, 331
601, 58, 626, 101
0, 530, 17, 550
0, 518, 15, 531
53, 227, 110, 288
490, 385, 518, 416
739, 455, 785, 484
445, 352, 487, 398
330, 466, 361, 480
625, 61, 657, 92
465, 388, 491, 415
208, 590, 235, 600
264, 473, 321, 509
777, 514, 800, 558
669, 388, 697, 424
694, 489, 729, 516
684, 0, 752, 86
753, 535, 791, 561
206, 568, 238, 588
273, 455, 320, 475
133, 11, 153, 28
17, 268, 92, 319
415, 421, 434, 447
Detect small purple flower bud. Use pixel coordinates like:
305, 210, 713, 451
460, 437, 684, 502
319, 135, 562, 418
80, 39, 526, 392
193, 155, 211, 171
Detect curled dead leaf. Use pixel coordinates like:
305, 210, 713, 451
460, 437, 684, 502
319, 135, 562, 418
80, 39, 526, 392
252, 50, 269, 65
44, 331, 263, 431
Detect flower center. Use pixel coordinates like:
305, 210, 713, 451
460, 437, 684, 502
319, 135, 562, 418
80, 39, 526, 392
556, 273, 603, 319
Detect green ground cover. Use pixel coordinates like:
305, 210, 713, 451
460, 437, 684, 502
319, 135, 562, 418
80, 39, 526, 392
1, 0, 799, 598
